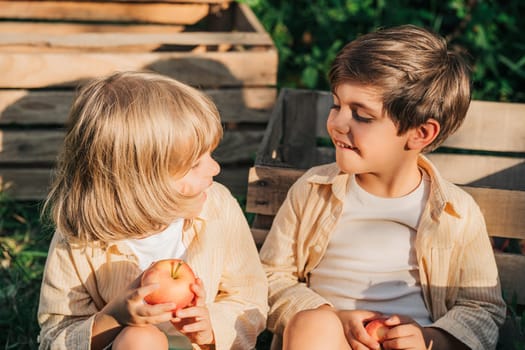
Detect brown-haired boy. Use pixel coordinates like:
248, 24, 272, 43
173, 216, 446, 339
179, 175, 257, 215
260, 24, 506, 350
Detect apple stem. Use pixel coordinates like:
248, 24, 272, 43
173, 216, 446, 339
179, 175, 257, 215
171, 261, 183, 279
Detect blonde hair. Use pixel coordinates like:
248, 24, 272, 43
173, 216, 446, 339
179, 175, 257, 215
43, 71, 223, 243
329, 24, 471, 152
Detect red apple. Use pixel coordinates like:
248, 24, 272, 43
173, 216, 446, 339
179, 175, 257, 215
141, 259, 196, 312
365, 319, 391, 343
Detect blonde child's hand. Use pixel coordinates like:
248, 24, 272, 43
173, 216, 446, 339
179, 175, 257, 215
102, 275, 176, 327
380, 315, 427, 350
172, 278, 214, 346
333, 308, 384, 350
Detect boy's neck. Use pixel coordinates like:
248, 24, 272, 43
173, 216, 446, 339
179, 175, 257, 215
355, 161, 423, 198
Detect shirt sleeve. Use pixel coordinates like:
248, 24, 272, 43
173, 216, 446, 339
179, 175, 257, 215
430, 195, 507, 350
259, 177, 332, 336
37, 233, 97, 350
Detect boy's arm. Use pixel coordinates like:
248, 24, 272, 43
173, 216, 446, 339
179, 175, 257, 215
259, 179, 332, 336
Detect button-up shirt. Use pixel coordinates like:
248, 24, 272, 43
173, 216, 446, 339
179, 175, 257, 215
260, 156, 506, 350
38, 182, 268, 350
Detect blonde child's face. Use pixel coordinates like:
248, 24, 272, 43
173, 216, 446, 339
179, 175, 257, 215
173, 151, 220, 213
327, 82, 414, 178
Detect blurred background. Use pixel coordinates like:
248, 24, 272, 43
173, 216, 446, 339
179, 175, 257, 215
241, 0, 525, 102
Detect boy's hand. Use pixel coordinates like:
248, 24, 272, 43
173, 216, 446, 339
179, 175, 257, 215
101, 274, 176, 327
329, 307, 384, 350
380, 315, 427, 350
172, 278, 214, 346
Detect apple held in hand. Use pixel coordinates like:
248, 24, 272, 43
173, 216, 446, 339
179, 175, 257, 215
141, 259, 196, 312
365, 318, 391, 343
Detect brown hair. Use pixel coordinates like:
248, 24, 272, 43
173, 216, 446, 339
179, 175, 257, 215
43, 71, 223, 243
329, 24, 471, 152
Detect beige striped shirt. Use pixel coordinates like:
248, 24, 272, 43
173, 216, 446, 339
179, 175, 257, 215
38, 182, 268, 350
260, 156, 506, 350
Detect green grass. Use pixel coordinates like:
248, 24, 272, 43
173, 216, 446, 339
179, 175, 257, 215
0, 194, 52, 349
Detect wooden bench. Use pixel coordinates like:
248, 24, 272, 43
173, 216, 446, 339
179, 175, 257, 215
247, 88, 525, 349
0, 0, 277, 201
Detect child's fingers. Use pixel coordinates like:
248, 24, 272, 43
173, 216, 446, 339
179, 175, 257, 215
191, 278, 206, 307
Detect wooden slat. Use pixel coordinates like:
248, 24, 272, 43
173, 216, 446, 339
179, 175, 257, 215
0, 32, 274, 50
0, 88, 276, 125
441, 100, 525, 153
0, 1, 211, 25
247, 166, 525, 240
462, 186, 525, 240
0, 165, 249, 201
0, 50, 278, 88
427, 153, 525, 191
0, 129, 265, 164
0, 21, 186, 34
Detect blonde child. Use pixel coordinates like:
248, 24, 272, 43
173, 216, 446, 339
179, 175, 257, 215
38, 71, 268, 350
260, 25, 506, 350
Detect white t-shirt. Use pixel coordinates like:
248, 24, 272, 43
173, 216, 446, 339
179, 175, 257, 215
309, 172, 432, 325
123, 218, 186, 271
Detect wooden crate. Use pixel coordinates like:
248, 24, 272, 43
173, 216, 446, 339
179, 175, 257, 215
0, 0, 278, 200
247, 88, 525, 348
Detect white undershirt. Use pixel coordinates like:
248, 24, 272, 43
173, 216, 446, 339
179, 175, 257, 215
309, 172, 432, 325
122, 218, 186, 271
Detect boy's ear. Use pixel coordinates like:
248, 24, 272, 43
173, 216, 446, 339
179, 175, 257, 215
406, 118, 440, 151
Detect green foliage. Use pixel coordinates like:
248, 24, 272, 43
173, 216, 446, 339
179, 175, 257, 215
0, 194, 51, 349
240, 0, 525, 102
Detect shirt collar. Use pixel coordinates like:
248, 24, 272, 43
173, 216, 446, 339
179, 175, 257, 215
304, 157, 461, 221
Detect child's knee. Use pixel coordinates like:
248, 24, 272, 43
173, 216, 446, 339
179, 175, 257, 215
112, 325, 168, 350
287, 308, 342, 333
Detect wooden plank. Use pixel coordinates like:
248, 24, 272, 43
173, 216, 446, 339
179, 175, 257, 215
0, 50, 278, 88
427, 153, 525, 191
0, 88, 276, 125
0, 165, 249, 201
462, 186, 525, 240
246, 166, 303, 215
0, 21, 186, 34
0, 168, 51, 200
0, 129, 265, 164
0, 32, 274, 50
0, 1, 210, 25
247, 166, 525, 239
441, 100, 525, 153
496, 252, 525, 305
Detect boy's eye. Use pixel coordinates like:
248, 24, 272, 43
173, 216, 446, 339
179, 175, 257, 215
330, 104, 341, 111
352, 110, 372, 123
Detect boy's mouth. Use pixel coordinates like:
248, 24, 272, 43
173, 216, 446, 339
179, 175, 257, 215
334, 140, 357, 151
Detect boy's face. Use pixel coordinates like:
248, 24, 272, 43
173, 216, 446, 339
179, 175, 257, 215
173, 151, 220, 212
327, 82, 413, 177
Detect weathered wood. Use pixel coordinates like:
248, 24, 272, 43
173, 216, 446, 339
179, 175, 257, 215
0, 50, 278, 89
0, 129, 265, 164
443, 100, 525, 152
0, 32, 274, 50
0, 21, 186, 34
427, 154, 524, 191
0, 1, 211, 25
0, 166, 249, 201
0, 88, 276, 125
